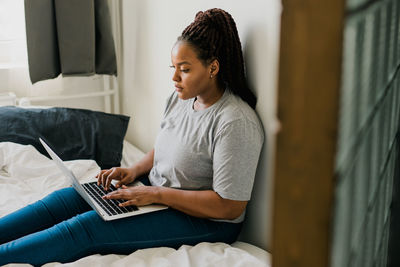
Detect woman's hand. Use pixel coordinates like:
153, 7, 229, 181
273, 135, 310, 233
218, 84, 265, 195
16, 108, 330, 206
96, 167, 137, 191
102, 185, 160, 207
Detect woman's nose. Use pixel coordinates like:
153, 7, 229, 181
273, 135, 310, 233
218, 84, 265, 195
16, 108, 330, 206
172, 70, 180, 82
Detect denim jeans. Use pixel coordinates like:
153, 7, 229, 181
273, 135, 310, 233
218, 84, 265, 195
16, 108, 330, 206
0, 178, 242, 266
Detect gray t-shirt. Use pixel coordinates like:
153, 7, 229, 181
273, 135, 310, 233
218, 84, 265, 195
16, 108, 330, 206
149, 89, 264, 223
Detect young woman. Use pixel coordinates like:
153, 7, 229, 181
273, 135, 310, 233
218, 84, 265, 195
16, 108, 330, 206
0, 8, 264, 266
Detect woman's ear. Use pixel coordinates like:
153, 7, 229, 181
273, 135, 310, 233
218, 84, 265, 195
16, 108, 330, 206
209, 59, 220, 77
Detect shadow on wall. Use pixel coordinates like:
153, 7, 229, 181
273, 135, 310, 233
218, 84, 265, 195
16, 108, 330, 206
238, 25, 277, 252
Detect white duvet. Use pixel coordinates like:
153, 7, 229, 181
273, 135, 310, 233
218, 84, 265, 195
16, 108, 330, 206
0, 142, 270, 267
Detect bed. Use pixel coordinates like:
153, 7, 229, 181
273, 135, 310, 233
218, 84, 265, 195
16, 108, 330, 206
0, 104, 271, 267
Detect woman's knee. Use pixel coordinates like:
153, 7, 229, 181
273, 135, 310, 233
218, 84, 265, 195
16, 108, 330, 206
43, 187, 77, 202
39, 187, 91, 221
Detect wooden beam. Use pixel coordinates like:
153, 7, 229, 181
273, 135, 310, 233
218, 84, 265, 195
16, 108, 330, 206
272, 1, 345, 266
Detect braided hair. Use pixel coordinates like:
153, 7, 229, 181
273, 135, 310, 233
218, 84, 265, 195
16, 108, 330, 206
178, 8, 257, 109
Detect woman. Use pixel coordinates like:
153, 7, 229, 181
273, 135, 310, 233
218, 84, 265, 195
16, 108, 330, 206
0, 8, 263, 266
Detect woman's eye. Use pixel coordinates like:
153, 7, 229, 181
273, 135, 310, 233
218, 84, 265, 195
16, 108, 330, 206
181, 69, 189, 73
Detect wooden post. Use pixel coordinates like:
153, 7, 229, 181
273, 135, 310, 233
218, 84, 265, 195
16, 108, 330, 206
272, 0, 345, 266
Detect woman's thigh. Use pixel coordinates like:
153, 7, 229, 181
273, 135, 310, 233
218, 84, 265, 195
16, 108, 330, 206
96, 208, 242, 253
0, 207, 242, 266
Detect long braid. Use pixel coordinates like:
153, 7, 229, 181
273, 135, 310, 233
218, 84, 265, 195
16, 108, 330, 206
178, 8, 257, 109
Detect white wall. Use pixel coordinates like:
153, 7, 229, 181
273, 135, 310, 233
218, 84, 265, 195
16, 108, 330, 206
119, 0, 281, 251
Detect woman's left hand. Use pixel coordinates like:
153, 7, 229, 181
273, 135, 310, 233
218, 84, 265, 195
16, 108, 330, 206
102, 185, 160, 207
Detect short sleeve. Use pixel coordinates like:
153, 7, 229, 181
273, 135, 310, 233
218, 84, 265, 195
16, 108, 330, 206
163, 91, 178, 116
212, 119, 264, 201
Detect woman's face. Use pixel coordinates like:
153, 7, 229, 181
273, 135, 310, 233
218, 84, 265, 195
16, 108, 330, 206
170, 41, 214, 100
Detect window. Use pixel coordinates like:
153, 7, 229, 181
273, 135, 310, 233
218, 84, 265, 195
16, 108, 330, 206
0, 0, 27, 68
0, 0, 116, 108
0, 0, 31, 98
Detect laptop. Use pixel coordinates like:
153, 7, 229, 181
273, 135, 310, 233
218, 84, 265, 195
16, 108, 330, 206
39, 138, 168, 221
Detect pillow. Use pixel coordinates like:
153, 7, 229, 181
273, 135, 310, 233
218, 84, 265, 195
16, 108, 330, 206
0, 106, 130, 169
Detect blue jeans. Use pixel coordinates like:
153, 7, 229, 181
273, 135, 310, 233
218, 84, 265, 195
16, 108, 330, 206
0, 179, 242, 266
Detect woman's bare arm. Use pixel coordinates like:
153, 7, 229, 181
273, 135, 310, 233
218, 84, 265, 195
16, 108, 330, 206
105, 185, 247, 220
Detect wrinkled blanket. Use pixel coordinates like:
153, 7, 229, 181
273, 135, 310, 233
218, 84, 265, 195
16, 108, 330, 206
0, 142, 270, 267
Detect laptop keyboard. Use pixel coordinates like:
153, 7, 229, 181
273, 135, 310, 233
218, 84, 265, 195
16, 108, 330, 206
82, 182, 138, 216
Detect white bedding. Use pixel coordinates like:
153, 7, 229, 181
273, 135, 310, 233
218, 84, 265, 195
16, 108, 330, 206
0, 142, 270, 267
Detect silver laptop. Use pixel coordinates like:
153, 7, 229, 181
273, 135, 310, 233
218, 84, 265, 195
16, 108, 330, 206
39, 138, 168, 221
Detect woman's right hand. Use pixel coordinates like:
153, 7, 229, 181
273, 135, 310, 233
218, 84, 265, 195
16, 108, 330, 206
96, 167, 137, 191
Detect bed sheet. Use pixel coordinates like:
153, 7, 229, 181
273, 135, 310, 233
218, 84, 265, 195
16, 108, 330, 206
0, 141, 271, 267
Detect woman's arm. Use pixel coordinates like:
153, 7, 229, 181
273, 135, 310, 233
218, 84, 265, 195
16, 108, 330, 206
104, 185, 247, 220
102, 148, 247, 220
157, 187, 247, 220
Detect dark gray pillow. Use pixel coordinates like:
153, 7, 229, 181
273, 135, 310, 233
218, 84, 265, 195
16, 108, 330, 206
0, 106, 129, 169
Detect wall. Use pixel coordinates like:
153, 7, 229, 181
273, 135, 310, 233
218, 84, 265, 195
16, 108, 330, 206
118, 0, 281, 251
